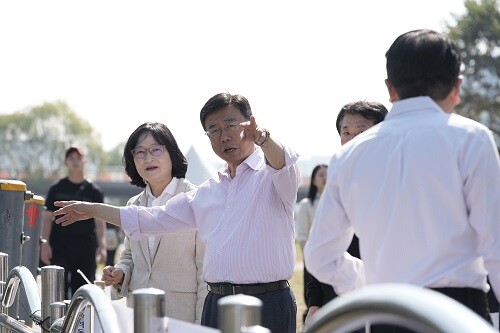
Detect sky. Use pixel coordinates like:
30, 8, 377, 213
0, 0, 466, 165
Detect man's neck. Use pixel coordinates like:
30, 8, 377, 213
67, 172, 85, 184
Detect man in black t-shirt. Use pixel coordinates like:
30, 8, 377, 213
40, 146, 107, 299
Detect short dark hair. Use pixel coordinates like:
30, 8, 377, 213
336, 101, 388, 134
200, 93, 252, 130
385, 29, 461, 101
123, 122, 188, 188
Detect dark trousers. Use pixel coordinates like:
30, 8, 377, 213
201, 287, 297, 333
371, 287, 492, 333
303, 265, 313, 321
52, 245, 96, 299
106, 249, 117, 266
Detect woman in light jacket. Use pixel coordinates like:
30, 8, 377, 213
102, 122, 207, 324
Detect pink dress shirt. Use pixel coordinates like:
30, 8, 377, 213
121, 146, 301, 284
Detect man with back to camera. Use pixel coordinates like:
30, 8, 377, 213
305, 29, 500, 332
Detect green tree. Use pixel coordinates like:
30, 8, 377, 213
446, 0, 500, 146
0, 101, 104, 180
101, 142, 125, 167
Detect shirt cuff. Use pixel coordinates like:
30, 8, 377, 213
119, 206, 141, 240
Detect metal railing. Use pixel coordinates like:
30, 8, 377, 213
304, 283, 497, 333
0, 252, 265, 333
56, 284, 119, 333
2, 251, 496, 333
1, 266, 41, 324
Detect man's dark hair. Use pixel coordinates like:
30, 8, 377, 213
200, 92, 252, 130
385, 29, 461, 101
336, 101, 388, 134
123, 122, 188, 188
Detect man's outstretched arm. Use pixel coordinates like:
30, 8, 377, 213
54, 201, 122, 227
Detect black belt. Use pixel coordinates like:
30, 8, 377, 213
431, 287, 491, 323
207, 280, 289, 296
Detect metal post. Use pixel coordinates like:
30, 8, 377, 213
0, 253, 7, 316
41, 265, 64, 332
132, 288, 165, 333
218, 294, 263, 333
0, 180, 27, 272
241, 326, 270, 333
0, 253, 8, 333
21, 194, 45, 278
50, 302, 67, 327
0, 281, 5, 333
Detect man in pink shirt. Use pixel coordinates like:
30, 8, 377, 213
54, 92, 301, 333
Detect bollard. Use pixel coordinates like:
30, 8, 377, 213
218, 294, 263, 333
41, 265, 65, 332
0, 179, 29, 320
50, 301, 67, 327
241, 326, 271, 333
0, 180, 28, 273
17, 194, 45, 328
132, 288, 166, 333
22, 194, 45, 279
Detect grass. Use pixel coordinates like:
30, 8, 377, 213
291, 243, 307, 333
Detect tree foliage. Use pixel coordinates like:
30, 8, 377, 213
101, 142, 125, 167
446, 0, 500, 146
0, 101, 103, 180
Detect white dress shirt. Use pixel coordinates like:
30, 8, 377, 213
145, 178, 178, 260
121, 146, 301, 284
305, 96, 500, 301
295, 194, 321, 247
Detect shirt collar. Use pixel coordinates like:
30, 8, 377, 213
217, 148, 264, 180
145, 177, 179, 200
387, 96, 445, 119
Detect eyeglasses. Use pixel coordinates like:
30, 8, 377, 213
205, 123, 242, 140
131, 144, 167, 159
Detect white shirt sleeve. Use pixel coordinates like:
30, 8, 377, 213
304, 159, 366, 295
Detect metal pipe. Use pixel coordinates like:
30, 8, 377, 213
218, 294, 262, 333
0, 254, 7, 284
49, 317, 64, 333
58, 284, 119, 333
304, 283, 497, 333
0, 253, 7, 316
0, 313, 35, 333
0, 282, 5, 319
40, 265, 64, 332
1, 266, 41, 320
132, 288, 166, 333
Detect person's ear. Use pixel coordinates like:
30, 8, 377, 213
449, 76, 462, 106
385, 79, 399, 103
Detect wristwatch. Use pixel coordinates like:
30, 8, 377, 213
255, 129, 270, 147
